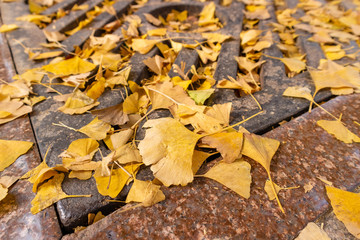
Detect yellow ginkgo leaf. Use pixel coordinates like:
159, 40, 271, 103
202, 33, 231, 43
78, 117, 111, 140
235, 56, 265, 74
265, 55, 306, 74
146, 81, 195, 110
240, 29, 262, 46
201, 132, 243, 163
317, 119, 360, 143
192, 150, 213, 175
32, 166, 68, 192
202, 160, 252, 199
91, 103, 129, 126
198, 2, 218, 26
28, 51, 63, 60
138, 118, 201, 186
147, 28, 167, 36
187, 89, 215, 105
126, 179, 165, 207
132, 39, 160, 54
0, 24, 19, 33
295, 222, 331, 240
31, 173, 91, 214
242, 133, 280, 174
0, 184, 7, 202
326, 186, 360, 238
283, 86, 314, 102
42, 56, 96, 76
58, 90, 99, 115
93, 163, 141, 198
0, 139, 33, 171
242, 133, 284, 212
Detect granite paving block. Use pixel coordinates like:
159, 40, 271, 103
64, 94, 360, 239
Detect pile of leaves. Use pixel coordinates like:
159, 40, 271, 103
0, 0, 360, 237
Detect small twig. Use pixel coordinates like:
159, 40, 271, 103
114, 161, 132, 178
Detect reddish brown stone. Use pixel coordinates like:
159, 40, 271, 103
64, 94, 360, 239
0, 32, 62, 240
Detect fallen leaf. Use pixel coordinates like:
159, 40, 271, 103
0, 139, 33, 171
0, 24, 19, 33
240, 29, 262, 46
138, 118, 201, 186
202, 160, 252, 199
31, 173, 91, 214
326, 186, 360, 238
108, 129, 134, 150
147, 28, 167, 36
146, 81, 195, 110
132, 39, 160, 54
201, 132, 243, 163
295, 222, 331, 240
317, 119, 360, 143
42, 56, 96, 76
43, 30, 67, 42
304, 182, 315, 193
283, 86, 314, 101
93, 163, 141, 198
58, 90, 99, 115
144, 13, 161, 26
192, 150, 213, 174
242, 133, 284, 212
0, 184, 7, 202
91, 103, 129, 126
187, 89, 215, 105
126, 179, 165, 207
78, 117, 111, 140
202, 33, 231, 44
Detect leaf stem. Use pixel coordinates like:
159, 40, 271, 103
268, 174, 285, 214
130, 108, 155, 130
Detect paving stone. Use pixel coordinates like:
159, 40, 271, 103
0, 33, 62, 239
63, 94, 360, 239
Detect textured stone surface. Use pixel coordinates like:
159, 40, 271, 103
63, 94, 360, 239
0, 32, 62, 239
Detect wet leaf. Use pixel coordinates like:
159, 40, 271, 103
201, 132, 243, 163
0, 139, 33, 171
126, 179, 165, 207
31, 173, 91, 214
202, 160, 251, 199
138, 118, 201, 186
326, 186, 360, 238
295, 222, 331, 240
317, 119, 360, 143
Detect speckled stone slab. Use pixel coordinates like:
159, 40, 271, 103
0, 34, 62, 239
63, 94, 360, 239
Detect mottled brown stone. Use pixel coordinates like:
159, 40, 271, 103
64, 94, 360, 239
